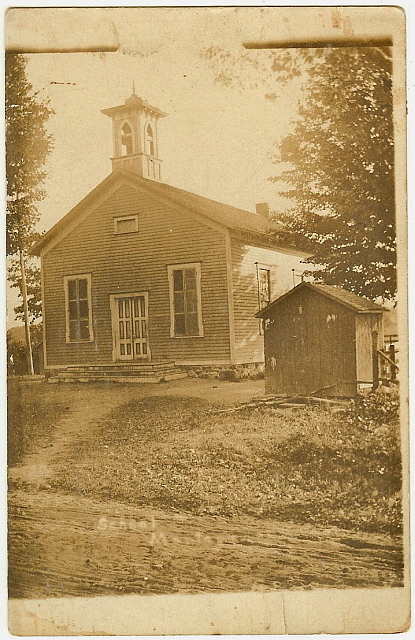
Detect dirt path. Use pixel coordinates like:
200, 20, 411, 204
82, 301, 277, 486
8, 379, 263, 488
8, 386, 134, 487
9, 489, 403, 599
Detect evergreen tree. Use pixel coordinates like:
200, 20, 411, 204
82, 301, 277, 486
6, 53, 53, 372
204, 45, 396, 300
273, 47, 395, 300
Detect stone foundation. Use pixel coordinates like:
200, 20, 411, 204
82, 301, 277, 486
179, 362, 265, 381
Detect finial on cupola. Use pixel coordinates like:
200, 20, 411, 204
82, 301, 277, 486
132, 80, 136, 95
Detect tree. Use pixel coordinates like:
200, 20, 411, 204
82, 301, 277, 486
273, 47, 395, 301
8, 258, 42, 323
7, 324, 43, 376
204, 46, 396, 300
6, 53, 53, 373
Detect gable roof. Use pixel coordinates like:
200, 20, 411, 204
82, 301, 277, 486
145, 177, 278, 234
30, 169, 301, 256
256, 282, 386, 318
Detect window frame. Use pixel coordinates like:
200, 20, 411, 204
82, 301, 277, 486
167, 262, 204, 338
121, 121, 133, 156
257, 266, 271, 310
145, 123, 155, 156
255, 262, 272, 336
113, 215, 139, 235
63, 274, 94, 343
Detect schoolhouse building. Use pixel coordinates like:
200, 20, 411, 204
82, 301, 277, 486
31, 90, 308, 381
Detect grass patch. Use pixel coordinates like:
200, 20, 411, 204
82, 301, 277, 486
7, 380, 70, 466
55, 390, 402, 535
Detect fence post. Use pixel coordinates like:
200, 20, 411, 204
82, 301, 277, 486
390, 343, 396, 381
372, 331, 379, 391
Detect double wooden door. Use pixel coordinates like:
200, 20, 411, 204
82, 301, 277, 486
112, 293, 149, 360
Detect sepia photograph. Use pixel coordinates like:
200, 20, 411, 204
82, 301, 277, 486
5, 6, 409, 635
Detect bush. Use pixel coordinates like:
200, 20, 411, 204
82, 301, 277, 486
346, 387, 400, 429
7, 325, 43, 376
271, 390, 402, 533
7, 334, 28, 376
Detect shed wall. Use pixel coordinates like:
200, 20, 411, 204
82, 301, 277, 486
42, 183, 231, 366
355, 314, 384, 383
264, 288, 357, 396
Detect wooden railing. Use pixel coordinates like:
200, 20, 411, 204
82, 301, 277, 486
374, 341, 399, 390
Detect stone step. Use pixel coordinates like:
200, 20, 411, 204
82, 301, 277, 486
48, 360, 187, 384
49, 375, 162, 384
47, 372, 187, 384
55, 368, 178, 378
63, 362, 175, 372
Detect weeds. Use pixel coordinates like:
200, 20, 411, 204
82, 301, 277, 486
55, 390, 402, 535
7, 381, 69, 465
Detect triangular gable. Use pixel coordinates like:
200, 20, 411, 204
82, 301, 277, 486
256, 281, 386, 318
30, 170, 230, 256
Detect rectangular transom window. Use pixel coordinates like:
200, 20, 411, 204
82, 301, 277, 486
168, 263, 203, 337
114, 215, 138, 234
64, 274, 94, 342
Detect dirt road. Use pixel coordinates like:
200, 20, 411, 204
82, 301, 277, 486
9, 489, 403, 599
8, 379, 404, 598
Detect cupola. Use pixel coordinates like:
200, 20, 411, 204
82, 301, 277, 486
101, 87, 167, 181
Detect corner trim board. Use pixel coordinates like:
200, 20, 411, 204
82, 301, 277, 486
40, 256, 47, 369
225, 231, 236, 365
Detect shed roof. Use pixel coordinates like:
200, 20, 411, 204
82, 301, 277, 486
256, 282, 386, 318
31, 169, 304, 256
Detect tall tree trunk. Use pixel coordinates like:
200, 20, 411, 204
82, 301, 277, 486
19, 246, 34, 375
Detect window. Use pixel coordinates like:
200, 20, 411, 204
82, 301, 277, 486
145, 124, 155, 156
258, 267, 271, 309
121, 123, 133, 155
257, 265, 271, 335
114, 215, 138, 234
168, 263, 203, 337
64, 274, 93, 342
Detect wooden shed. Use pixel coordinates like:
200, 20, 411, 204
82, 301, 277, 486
256, 282, 386, 397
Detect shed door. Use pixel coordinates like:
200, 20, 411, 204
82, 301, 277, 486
112, 294, 149, 361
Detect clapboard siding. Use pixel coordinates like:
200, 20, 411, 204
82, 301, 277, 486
230, 238, 307, 364
43, 184, 231, 366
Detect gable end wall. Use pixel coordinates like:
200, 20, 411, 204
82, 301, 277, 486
42, 183, 231, 366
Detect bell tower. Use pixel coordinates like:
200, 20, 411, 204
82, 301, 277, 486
101, 87, 167, 181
